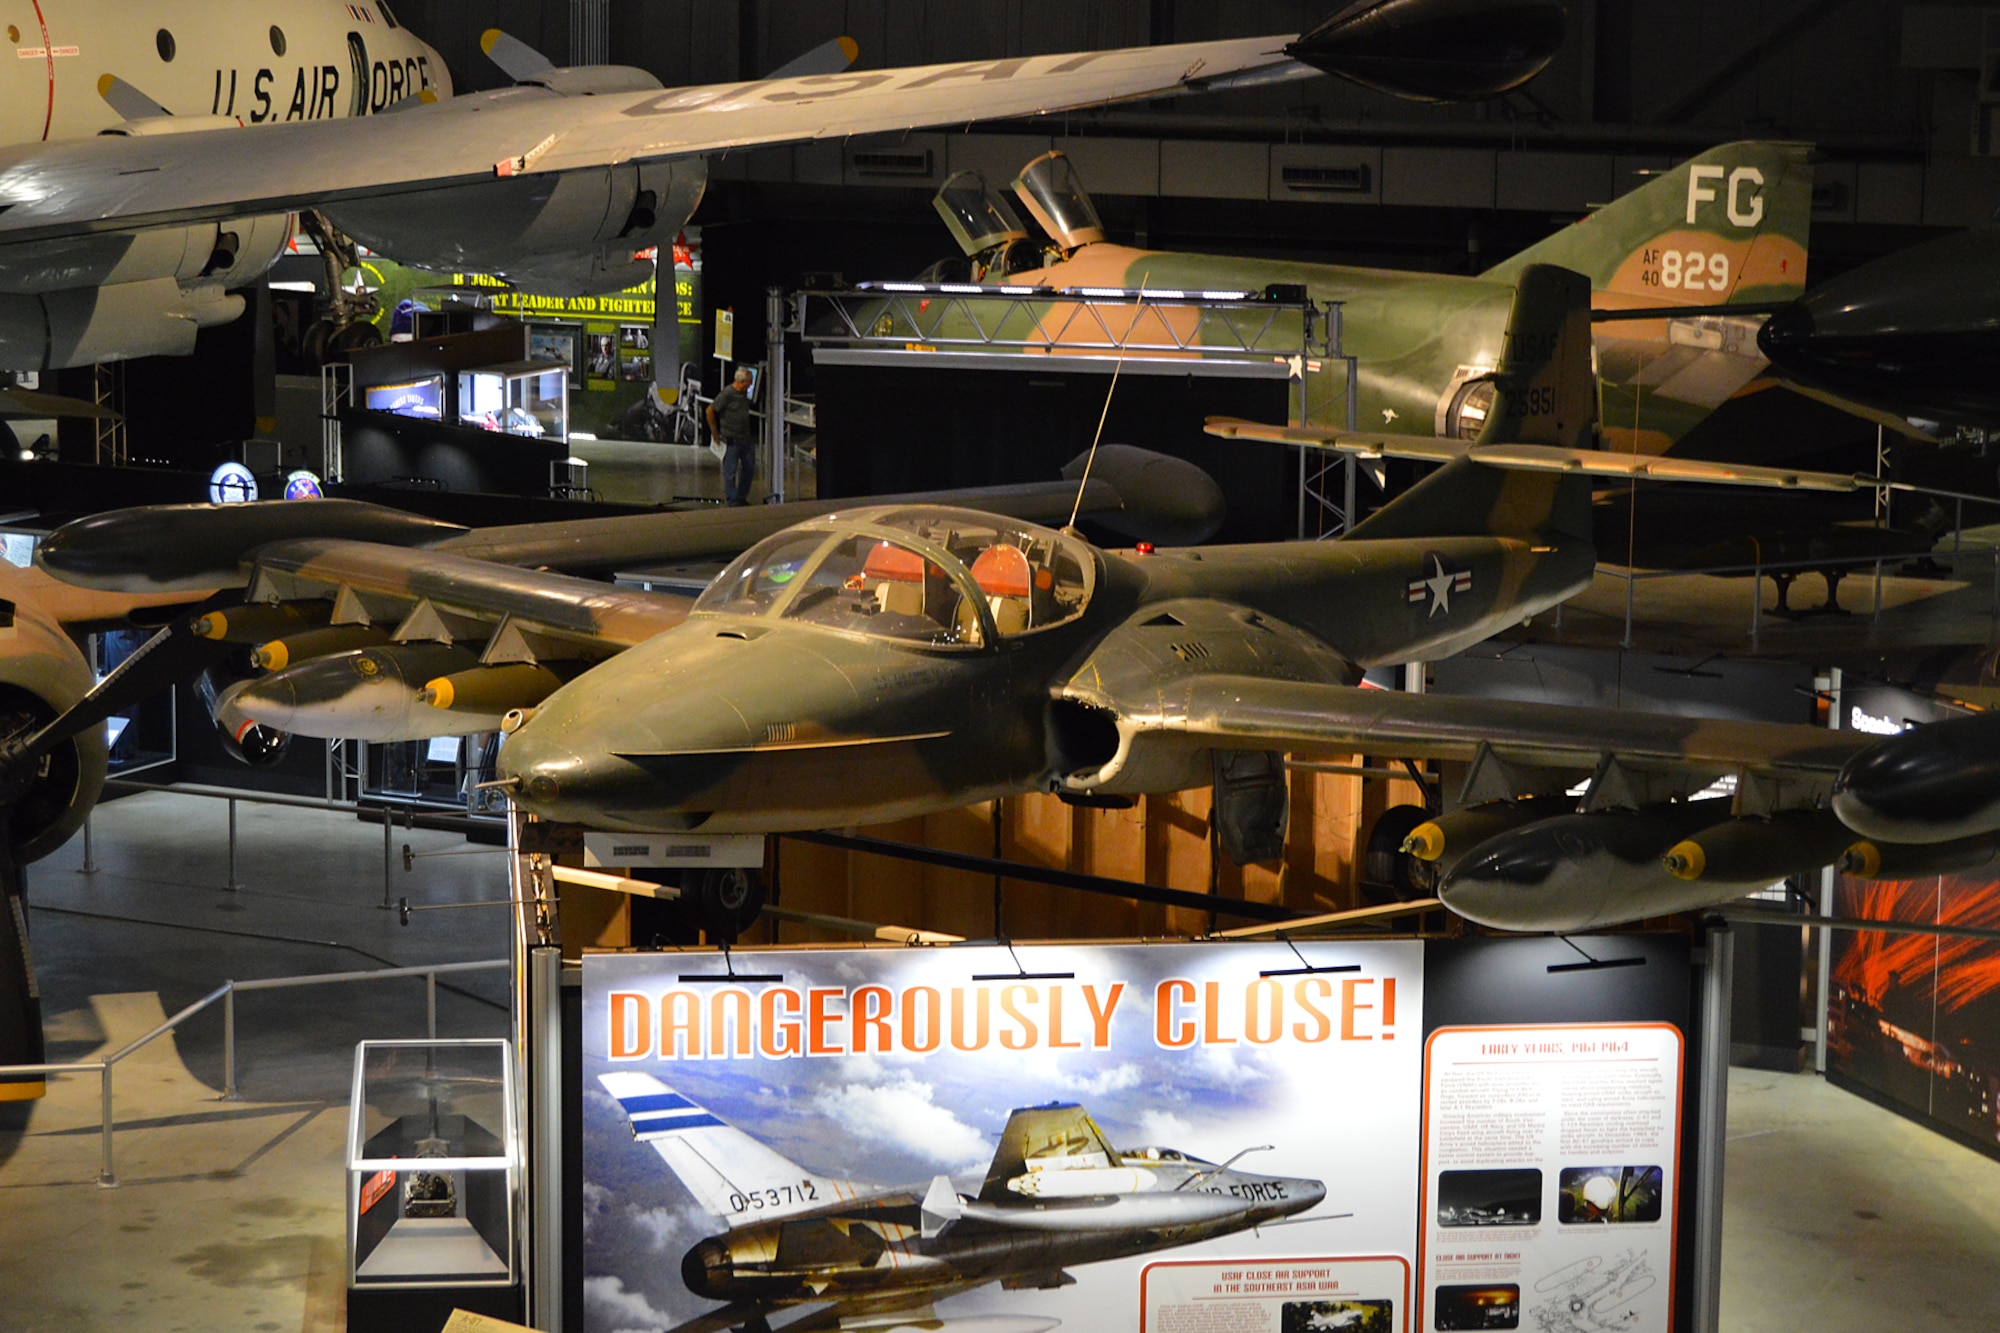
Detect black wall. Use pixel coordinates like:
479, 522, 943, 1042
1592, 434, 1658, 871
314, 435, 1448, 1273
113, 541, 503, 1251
814, 362, 1294, 544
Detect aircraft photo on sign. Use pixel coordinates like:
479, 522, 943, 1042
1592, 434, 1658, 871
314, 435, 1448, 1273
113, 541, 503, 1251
580, 942, 1425, 1333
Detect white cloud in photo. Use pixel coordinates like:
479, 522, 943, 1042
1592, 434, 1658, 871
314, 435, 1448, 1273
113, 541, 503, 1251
812, 1071, 992, 1171
581, 1180, 611, 1241
633, 1203, 714, 1251
1136, 1107, 1195, 1145
1065, 1061, 1144, 1098
584, 1274, 675, 1331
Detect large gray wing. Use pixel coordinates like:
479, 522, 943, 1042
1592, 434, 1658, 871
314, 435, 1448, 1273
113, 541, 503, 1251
1056, 666, 1866, 805
0, 35, 1302, 243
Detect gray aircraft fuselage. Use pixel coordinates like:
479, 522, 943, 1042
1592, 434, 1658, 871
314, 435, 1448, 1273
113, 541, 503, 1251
681, 1162, 1324, 1311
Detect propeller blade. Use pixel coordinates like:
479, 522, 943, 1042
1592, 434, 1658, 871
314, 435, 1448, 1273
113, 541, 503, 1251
765, 36, 859, 80
481, 28, 555, 82
96, 73, 172, 121
0, 836, 46, 1099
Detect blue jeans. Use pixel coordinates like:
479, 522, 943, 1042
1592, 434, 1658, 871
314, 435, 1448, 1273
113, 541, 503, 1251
721, 438, 754, 506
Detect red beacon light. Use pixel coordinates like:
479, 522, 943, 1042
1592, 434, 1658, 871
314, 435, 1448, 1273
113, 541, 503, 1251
1135, 542, 1155, 555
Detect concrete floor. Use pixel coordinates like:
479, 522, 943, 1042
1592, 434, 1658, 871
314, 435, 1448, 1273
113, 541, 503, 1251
2, 790, 1998, 1330
0, 790, 511, 1332
568, 437, 815, 508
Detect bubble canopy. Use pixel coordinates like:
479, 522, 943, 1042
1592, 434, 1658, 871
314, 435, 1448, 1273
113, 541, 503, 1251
692, 507, 1094, 648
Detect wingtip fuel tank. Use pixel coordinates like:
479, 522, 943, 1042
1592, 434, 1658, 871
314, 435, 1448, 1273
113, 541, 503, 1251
1831, 712, 2000, 844
1289, 0, 1567, 103
36, 500, 465, 593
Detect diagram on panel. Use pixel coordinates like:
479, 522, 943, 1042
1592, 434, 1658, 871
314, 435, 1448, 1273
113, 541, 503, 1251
1530, 1249, 1654, 1333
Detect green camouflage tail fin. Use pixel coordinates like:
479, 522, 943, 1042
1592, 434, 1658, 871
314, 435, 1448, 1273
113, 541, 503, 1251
1350, 264, 1593, 543
1482, 140, 1812, 304
1483, 140, 1813, 454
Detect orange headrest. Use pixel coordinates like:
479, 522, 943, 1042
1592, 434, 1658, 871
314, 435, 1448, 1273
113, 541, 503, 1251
862, 542, 926, 582
971, 544, 1032, 597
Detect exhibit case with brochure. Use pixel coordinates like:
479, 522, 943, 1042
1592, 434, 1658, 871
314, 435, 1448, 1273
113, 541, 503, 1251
347, 1039, 523, 1326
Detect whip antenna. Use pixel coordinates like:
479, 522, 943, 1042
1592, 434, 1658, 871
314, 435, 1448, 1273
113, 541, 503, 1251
1066, 275, 1147, 531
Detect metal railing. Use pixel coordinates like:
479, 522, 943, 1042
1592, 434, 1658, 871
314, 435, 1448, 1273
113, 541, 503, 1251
0, 958, 506, 1188
802, 283, 1333, 364
799, 282, 1361, 538
93, 777, 476, 907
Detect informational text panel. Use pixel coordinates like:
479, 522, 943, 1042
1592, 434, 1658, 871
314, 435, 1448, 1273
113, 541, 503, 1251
1418, 1024, 1683, 1333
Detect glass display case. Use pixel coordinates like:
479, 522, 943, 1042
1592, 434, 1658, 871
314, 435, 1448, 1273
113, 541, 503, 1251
361, 733, 506, 816
459, 361, 568, 440
364, 375, 445, 420
97, 629, 175, 778
346, 1039, 517, 1290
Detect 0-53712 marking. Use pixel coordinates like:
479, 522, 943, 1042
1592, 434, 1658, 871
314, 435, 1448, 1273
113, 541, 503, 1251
729, 1179, 821, 1214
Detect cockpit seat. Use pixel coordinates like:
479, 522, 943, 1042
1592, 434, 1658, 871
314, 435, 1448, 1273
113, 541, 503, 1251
865, 541, 927, 618
972, 545, 1033, 635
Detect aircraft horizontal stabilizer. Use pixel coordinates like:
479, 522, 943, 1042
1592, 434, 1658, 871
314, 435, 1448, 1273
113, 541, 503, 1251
597, 1072, 852, 1223
0, 386, 121, 421
921, 1174, 963, 1239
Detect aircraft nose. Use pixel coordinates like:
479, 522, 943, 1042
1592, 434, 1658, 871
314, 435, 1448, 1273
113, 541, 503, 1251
1755, 300, 1815, 360
500, 718, 590, 815
1291, 1177, 1327, 1213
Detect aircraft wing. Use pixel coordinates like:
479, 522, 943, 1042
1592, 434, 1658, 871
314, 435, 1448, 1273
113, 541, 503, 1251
1056, 626, 1869, 803
975, 1103, 1124, 1203
0, 35, 1304, 244
241, 537, 693, 653
1204, 417, 1871, 493
37, 445, 1220, 593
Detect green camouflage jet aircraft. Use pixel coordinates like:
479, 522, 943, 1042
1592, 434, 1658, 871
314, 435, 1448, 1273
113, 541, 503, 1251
891, 139, 1811, 458
485, 265, 1870, 937
13, 262, 1906, 1102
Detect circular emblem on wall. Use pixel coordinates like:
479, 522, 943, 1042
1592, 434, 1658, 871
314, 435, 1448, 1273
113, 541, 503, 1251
208, 461, 258, 504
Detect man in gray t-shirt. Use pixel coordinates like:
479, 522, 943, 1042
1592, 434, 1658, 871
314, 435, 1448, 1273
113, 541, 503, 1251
705, 367, 755, 506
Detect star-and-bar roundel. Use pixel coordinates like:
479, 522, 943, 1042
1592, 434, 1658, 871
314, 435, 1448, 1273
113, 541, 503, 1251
1406, 554, 1472, 617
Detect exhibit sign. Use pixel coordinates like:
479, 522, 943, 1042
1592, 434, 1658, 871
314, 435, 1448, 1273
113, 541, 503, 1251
1418, 1025, 1683, 1333
581, 942, 1423, 1333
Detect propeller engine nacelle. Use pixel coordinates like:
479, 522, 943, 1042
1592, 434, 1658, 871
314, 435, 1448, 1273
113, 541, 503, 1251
0, 216, 294, 371
0, 594, 107, 864
325, 157, 706, 297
